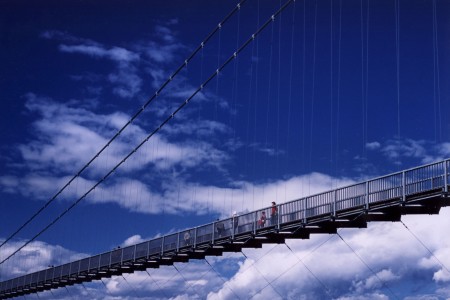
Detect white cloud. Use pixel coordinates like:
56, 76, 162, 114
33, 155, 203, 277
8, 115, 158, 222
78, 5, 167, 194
145, 42, 185, 63
364, 138, 450, 166
437, 142, 450, 157
56, 37, 142, 98
352, 269, 400, 293
122, 235, 145, 247
366, 141, 381, 150
11, 94, 229, 176
59, 44, 139, 63
207, 208, 450, 299
0, 240, 87, 280
108, 64, 142, 98
382, 138, 427, 162
155, 25, 176, 43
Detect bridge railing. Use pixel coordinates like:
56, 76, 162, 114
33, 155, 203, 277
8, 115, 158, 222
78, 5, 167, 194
1, 158, 449, 296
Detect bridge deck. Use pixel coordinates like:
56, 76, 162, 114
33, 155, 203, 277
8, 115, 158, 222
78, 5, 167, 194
1, 159, 449, 299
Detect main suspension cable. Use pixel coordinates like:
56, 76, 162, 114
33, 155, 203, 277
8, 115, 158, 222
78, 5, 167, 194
0, 0, 248, 251
0, 0, 296, 266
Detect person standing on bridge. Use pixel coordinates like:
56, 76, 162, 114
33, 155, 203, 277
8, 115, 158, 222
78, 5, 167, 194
271, 201, 278, 226
216, 219, 225, 237
184, 231, 191, 246
258, 211, 266, 228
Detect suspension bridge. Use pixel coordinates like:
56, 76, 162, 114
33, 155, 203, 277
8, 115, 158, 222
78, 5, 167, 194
0, 0, 449, 298
1, 159, 449, 298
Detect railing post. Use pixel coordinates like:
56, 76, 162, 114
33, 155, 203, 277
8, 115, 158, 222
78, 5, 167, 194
176, 232, 180, 252
333, 190, 337, 218
402, 171, 406, 203
445, 160, 448, 193
231, 217, 235, 240
365, 181, 369, 210
303, 198, 307, 224
212, 222, 215, 244
277, 204, 280, 230
253, 212, 257, 235
161, 236, 165, 257
194, 228, 197, 249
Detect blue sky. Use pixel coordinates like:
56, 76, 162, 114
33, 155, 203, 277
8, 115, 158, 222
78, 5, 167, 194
1, 0, 450, 299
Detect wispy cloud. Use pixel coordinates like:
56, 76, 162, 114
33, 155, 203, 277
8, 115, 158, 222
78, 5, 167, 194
366, 138, 450, 166
365, 141, 381, 150
43, 31, 145, 99
59, 44, 139, 63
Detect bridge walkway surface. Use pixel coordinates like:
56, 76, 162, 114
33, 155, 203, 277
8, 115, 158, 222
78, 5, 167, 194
1, 159, 449, 299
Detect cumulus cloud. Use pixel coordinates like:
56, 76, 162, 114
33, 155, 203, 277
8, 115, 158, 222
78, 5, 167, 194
352, 269, 400, 293
206, 208, 450, 299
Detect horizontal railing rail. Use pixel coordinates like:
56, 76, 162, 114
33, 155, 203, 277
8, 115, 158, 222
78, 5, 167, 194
1, 158, 449, 296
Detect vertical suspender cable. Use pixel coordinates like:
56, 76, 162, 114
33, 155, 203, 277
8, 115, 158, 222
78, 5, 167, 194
365, 0, 370, 154
262, 21, 275, 207
301, 0, 306, 193
285, 1, 296, 202
308, 0, 318, 195
334, 0, 343, 188
432, 0, 442, 143
395, 0, 400, 139
251, 0, 261, 211
330, 0, 334, 184
275, 0, 282, 204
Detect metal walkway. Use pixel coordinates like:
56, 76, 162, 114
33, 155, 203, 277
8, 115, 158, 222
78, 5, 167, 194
1, 159, 449, 299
